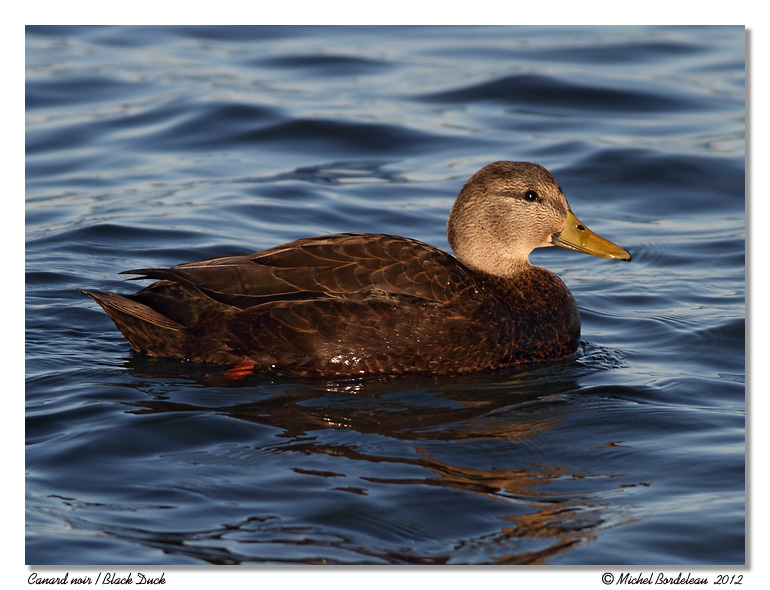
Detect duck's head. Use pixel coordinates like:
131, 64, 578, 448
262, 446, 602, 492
447, 161, 631, 277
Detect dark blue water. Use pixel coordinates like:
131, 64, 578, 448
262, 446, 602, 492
26, 26, 745, 566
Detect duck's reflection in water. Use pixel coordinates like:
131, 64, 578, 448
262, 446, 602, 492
122, 356, 636, 564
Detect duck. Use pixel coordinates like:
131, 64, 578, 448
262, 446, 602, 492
80, 161, 631, 378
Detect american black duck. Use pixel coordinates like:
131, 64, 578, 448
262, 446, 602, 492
80, 161, 631, 377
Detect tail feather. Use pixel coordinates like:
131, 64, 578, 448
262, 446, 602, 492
79, 289, 185, 358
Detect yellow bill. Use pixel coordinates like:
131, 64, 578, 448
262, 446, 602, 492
552, 210, 631, 261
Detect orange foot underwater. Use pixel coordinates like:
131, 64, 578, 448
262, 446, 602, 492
223, 359, 260, 380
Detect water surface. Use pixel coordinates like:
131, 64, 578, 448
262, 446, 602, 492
26, 25, 745, 565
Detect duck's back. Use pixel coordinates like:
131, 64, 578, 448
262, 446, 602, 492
81, 233, 580, 376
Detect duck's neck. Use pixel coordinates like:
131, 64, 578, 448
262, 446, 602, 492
456, 251, 534, 279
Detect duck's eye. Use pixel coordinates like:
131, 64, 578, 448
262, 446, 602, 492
524, 190, 539, 202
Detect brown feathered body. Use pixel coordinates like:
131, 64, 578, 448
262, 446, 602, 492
81, 161, 632, 377
81, 232, 580, 377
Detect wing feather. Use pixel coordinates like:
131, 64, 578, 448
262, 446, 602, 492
122, 233, 481, 309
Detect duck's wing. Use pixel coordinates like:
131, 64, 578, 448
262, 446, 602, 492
123, 233, 482, 310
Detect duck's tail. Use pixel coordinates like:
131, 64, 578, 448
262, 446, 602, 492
78, 289, 185, 359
